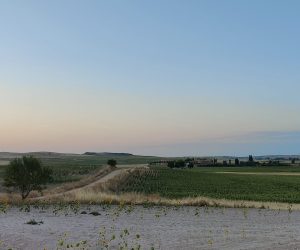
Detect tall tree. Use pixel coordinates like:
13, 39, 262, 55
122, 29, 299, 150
248, 155, 254, 162
235, 158, 240, 165
4, 156, 52, 200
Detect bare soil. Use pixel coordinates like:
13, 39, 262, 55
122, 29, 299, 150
0, 206, 300, 249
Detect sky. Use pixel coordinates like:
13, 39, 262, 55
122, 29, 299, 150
1, 0, 300, 156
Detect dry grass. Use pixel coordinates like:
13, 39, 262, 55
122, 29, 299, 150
33, 190, 300, 211
2, 186, 300, 211
0, 192, 22, 204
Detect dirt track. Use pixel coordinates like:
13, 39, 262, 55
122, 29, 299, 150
32, 165, 147, 201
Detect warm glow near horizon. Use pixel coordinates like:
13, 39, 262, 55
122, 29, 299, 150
1, 1, 300, 156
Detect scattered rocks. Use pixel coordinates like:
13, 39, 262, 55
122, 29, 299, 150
26, 219, 44, 225
89, 211, 101, 216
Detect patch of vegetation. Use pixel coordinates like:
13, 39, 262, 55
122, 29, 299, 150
119, 167, 300, 203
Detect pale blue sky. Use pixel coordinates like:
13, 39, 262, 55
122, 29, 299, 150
1, 1, 300, 156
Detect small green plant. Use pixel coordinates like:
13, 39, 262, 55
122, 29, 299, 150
56, 233, 88, 250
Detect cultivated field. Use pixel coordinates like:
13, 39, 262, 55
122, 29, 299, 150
119, 166, 300, 204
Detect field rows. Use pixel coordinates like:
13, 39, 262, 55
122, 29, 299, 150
120, 167, 300, 203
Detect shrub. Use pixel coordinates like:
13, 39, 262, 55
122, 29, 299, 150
107, 159, 117, 167
167, 161, 175, 168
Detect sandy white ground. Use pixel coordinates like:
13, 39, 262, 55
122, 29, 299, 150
0, 206, 300, 250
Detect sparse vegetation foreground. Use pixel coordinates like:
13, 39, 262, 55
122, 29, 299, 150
1, 203, 298, 250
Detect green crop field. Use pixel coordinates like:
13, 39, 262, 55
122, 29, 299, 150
189, 166, 300, 173
119, 167, 300, 203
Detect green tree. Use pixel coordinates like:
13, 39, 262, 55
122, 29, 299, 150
167, 161, 175, 168
175, 160, 185, 168
248, 155, 254, 162
4, 156, 52, 200
235, 158, 240, 165
188, 162, 194, 168
107, 159, 117, 167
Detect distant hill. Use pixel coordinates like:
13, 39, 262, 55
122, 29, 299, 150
0, 151, 79, 159
83, 152, 133, 157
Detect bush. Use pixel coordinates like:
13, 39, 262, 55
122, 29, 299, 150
167, 160, 185, 168
107, 159, 117, 167
4, 156, 53, 199
167, 161, 175, 168
235, 158, 240, 166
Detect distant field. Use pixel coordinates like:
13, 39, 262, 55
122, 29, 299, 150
0, 160, 9, 166
0, 153, 165, 184
190, 166, 300, 173
120, 166, 300, 203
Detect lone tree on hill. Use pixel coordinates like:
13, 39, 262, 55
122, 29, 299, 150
107, 159, 117, 167
4, 156, 53, 200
